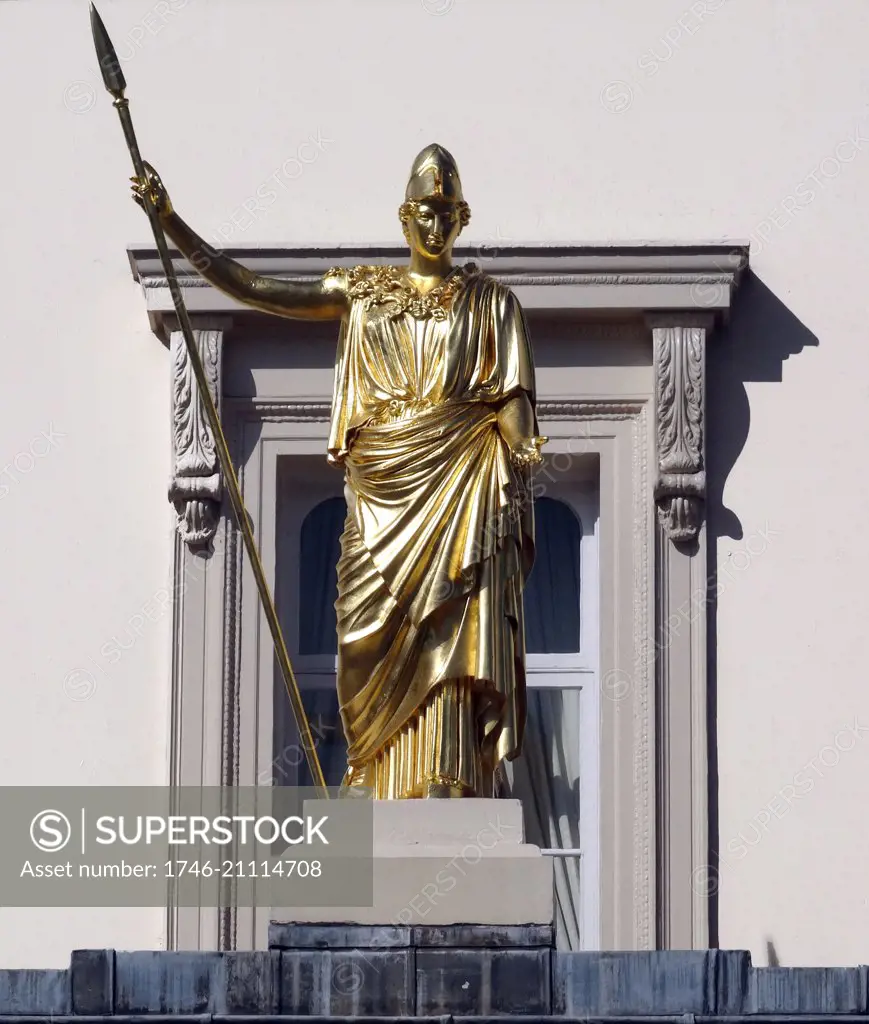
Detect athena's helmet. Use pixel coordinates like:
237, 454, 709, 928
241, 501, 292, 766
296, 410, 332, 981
399, 144, 471, 235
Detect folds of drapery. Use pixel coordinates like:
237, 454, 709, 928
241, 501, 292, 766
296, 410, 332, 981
327, 267, 539, 466
335, 400, 530, 769
326, 268, 539, 777
345, 676, 499, 799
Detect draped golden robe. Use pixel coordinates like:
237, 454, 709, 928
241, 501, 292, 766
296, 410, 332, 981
326, 263, 538, 798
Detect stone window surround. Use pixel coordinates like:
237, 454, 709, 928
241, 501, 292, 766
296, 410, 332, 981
129, 242, 747, 954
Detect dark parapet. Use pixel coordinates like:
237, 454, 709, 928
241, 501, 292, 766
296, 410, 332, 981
113, 951, 281, 1015
749, 965, 869, 1015
281, 948, 413, 1016
0, 969, 69, 1017
70, 949, 113, 1015
553, 950, 751, 1016
416, 947, 550, 1016
1, 940, 869, 1018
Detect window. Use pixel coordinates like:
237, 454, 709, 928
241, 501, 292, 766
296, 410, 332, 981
525, 497, 582, 653
297, 496, 344, 656
504, 481, 600, 951
272, 462, 601, 950
272, 466, 348, 792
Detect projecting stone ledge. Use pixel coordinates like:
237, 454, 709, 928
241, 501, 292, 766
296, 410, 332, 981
1, 943, 868, 1018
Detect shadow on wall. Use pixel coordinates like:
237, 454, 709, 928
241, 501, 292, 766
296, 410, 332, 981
704, 270, 819, 948
706, 271, 819, 542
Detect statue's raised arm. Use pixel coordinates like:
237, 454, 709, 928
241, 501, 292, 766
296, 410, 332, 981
131, 163, 348, 321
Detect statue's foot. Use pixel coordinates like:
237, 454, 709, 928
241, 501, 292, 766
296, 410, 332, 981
424, 781, 468, 799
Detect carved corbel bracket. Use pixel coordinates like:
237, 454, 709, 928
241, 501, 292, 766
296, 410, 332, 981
168, 318, 232, 552
649, 315, 713, 544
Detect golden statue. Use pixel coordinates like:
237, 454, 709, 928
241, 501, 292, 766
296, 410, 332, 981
133, 144, 546, 799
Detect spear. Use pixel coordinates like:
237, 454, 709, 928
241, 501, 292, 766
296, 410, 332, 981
89, 4, 327, 797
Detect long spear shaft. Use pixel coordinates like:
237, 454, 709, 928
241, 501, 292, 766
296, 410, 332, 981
89, 4, 327, 797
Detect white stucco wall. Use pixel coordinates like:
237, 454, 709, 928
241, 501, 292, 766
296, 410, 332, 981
0, 0, 867, 968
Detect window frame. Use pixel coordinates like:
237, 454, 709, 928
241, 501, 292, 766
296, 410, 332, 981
280, 463, 603, 950
526, 485, 600, 686
521, 480, 601, 950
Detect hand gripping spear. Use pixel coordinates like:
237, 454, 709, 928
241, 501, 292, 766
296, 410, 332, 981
89, 4, 328, 797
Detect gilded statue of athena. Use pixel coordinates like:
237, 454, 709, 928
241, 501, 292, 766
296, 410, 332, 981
134, 144, 547, 800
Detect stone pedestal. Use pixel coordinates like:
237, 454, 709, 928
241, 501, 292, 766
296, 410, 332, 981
272, 798, 553, 926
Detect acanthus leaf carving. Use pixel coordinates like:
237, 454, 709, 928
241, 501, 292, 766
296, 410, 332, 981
653, 325, 706, 544
169, 328, 224, 551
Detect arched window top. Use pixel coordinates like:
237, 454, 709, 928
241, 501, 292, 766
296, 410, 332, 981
298, 497, 346, 655
301, 495, 346, 530
525, 497, 582, 655
297, 494, 583, 657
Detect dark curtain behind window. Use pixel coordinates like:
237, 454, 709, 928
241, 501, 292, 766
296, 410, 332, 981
524, 497, 582, 654
298, 496, 346, 655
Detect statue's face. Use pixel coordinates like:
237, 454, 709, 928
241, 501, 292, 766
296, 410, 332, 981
404, 198, 463, 258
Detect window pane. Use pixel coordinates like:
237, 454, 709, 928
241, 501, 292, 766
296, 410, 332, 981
295, 689, 348, 789
503, 687, 582, 950
524, 497, 582, 654
298, 497, 347, 655
273, 688, 347, 789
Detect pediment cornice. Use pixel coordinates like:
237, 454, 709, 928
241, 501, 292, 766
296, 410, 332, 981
127, 242, 748, 337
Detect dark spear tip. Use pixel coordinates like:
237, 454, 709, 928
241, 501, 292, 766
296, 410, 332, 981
89, 3, 126, 97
